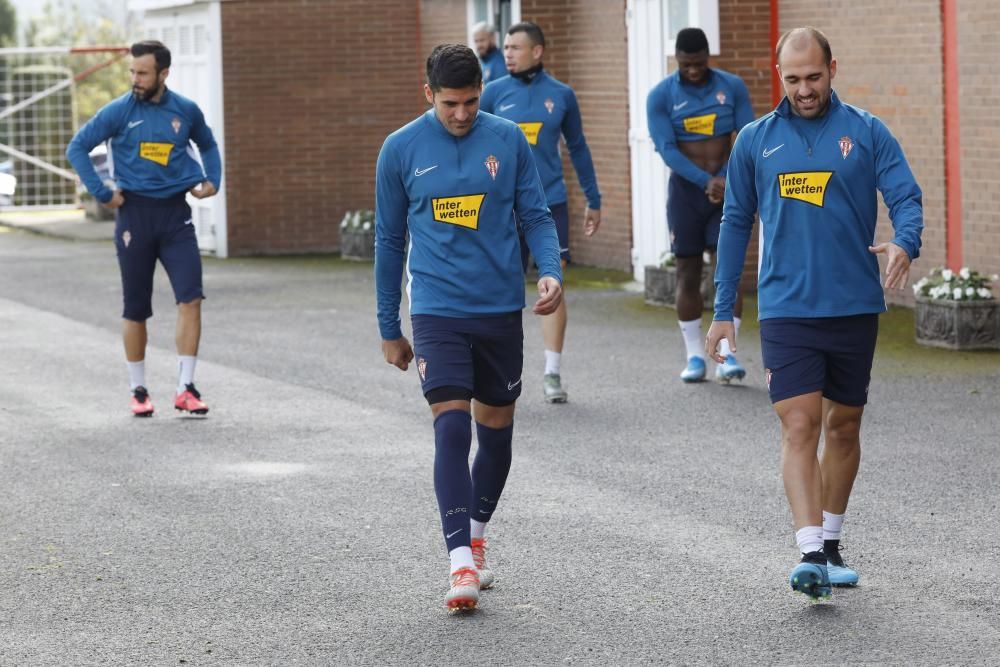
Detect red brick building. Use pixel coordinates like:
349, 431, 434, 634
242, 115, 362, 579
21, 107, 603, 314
138, 0, 999, 299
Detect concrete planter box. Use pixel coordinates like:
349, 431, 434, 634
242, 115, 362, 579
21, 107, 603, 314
644, 263, 715, 309
914, 297, 1000, 350
340, 228, 375, 261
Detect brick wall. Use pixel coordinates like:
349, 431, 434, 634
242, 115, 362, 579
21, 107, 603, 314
957, 2, 1000, 280
715, 0, 772, 291
778, 1, 946, 305
516, 1, 632, 271
220, 0, 423, 255
420, 0, 467, 57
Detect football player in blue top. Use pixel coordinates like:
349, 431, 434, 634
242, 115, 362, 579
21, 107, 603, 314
481, 21, 602, 404
375, 44, 562, 612
66, 41, 220, 418
647, 27, 755, 384
473, 22, 507, 84
707, 27, 923, 600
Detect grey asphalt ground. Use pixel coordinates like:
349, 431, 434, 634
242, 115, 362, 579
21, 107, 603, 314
0, 221, 998, 665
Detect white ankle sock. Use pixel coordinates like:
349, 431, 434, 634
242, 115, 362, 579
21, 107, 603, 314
449, 546, 474, 573
795, 525, 824, 555
822, 511, 845, 541
678, 318, 704, 360
718, 316, 742, 357
127, 360, 146, 390
177, 355, 197, 394
470, 519, 486, 540
544, 350, 561, 376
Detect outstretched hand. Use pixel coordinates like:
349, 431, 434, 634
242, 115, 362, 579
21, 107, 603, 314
868, 242, 911, 290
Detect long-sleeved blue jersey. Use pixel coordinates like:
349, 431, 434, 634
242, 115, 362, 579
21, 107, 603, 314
375, 109, 562, 341
66, 89, 221, 203
481, 70, 601, 209
715, 91, 924, 321
479, 47, 507, 84
646, 68, 754, 188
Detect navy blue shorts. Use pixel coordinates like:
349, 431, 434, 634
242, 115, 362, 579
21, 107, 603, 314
115, 191, 204, 321
520, 201, 569, 271
667, 172, 721, 257
759, 314, 879, 406
411, 312, 524, 406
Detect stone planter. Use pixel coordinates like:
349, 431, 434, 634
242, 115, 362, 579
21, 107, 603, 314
644, 263, 715, 309
340, 227, 375, 261
914, 297, 1000, 350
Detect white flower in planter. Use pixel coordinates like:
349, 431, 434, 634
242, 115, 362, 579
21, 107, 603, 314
960, 267, 971, 280
953, 287, 963, 299
942, 269, 953, 281
362, 221, 372, 231
965, 287, 975, 297
978, 288, 993, 299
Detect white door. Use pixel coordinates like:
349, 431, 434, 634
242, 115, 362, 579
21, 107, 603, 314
627, 0, 669, 280
136, 0, 228, 257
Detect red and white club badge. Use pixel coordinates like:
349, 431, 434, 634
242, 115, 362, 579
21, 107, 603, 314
839, 135, 854, 159
716, 91, 727, 105
122, 230, 132, 248
484, 154, 499, 180
171, 117, 182, 134
544, 98, 555, 114
417, 357, 427, 381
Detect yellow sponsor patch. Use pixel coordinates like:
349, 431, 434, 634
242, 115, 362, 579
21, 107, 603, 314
778, 171, 834, 207
432, 194, 487, 230
139, 142, 173, 166
517, 122, 543, 145
682, 113, 717, 136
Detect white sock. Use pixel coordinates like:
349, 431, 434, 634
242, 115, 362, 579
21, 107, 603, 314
718, 316, 743, 357
449, 546, 475, 573
544, 350, 561, 376
127, 360, 146, 390
177, 355, 197, 394
795, 525, 824, 555
470, 519, 487, 540
823, 511, 845, 542
678, 318, 704, 360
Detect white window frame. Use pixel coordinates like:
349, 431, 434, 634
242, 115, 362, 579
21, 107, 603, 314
663, 0, 720, 56
466, 0, 521, 47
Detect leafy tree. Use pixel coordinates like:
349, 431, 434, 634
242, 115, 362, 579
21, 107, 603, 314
26, 0, 141, 125
0, 0, 15, 47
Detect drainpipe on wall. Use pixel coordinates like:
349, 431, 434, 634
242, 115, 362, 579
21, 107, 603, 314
941, 0, 962, 271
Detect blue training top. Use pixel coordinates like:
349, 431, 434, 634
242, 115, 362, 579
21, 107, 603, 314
481, 70, 601, 209
715, 91, 924, 321
375, 109, 562, 341
66, 88, 222, 203
480, 47, 507, 84
646, 67, 755, 188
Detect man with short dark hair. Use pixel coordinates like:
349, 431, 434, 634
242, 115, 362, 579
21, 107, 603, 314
66, 40, 221, 417
647, 27, 754, 384
480, 20, 601, 404
376, 43, 562, 611
472, 22, 506, 84
707, 27, 923, 600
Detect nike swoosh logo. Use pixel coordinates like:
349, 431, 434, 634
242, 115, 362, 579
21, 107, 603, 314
762, 144, 785, 158
414, 165, 438, 177
446, 529, 462, 539
127, 120, 144, 129
672, 101, 688, 111
499, 103, 516, 112
507, 379, 522, 391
